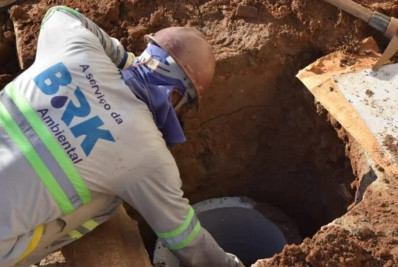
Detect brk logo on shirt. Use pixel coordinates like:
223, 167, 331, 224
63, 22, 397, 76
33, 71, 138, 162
34, 62, 115, 156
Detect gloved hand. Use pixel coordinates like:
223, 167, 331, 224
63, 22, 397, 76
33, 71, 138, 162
226, 252, 245, 267
123, 52, 135, 69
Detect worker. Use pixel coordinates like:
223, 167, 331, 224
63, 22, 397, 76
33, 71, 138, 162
0, 5, 244, 267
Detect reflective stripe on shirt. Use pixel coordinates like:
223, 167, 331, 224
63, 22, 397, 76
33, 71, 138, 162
68, 219, 100, 239
156, 207, 202, 250
0, 82, 91, 214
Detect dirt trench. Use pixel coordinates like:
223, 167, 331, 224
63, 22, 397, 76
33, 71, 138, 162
1, 0, 398, 266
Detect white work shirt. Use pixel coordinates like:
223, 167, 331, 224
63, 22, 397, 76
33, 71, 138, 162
0, 8, 185, 266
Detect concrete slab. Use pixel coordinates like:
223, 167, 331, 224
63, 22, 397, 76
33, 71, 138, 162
297, 40, 398, 184
335, 66, 398, 166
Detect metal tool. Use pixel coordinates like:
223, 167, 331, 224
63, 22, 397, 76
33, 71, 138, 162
323, 0, 398, 70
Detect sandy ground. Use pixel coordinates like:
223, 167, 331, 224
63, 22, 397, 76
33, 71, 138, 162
1, 0, 398, 266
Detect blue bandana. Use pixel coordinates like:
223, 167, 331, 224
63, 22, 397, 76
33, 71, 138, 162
121, 44, 187, 146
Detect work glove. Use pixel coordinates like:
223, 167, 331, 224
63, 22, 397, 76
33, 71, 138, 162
227, 252, 245, 267
123, 52, 135, 69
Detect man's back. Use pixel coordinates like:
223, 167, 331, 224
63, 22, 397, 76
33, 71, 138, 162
0, 9, 176, 266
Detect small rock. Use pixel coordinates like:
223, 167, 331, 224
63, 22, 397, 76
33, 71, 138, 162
236, 4, 257, 18
9, 5, 25, 21
215, 36, 226, 44
391, 227, 398, 236
325, 233, 336, 241
3, 31, 15, 44
353, 226, 374, 240
361, 216, 370, 222
365, 89, 374, 97
150, 10, 163, 26
376, 231, 386, 237
360, 37, 380, 53
127, 25, 147, 37
379, 248, 392, 260
121, 21, 131, 29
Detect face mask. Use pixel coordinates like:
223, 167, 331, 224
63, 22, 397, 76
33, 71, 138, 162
121, 44, 189, 146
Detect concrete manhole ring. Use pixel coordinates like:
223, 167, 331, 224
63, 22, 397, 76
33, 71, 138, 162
153, 196, 295, 266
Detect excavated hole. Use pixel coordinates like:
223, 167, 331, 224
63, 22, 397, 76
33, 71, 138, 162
195, 205, 286, 264
0, 1, 384, 265
129, 47, 357, 263
152, 197, 298, 266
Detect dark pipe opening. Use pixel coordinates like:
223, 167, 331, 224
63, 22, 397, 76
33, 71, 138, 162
153, 197, 292, 266
197, 207, 287, 265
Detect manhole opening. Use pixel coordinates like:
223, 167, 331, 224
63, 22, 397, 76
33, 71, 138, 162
153, 197, 301, 266
197, 208, 286, 264
130, 61, 357, 264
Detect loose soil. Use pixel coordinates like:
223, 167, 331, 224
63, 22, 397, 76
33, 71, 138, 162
384, 134, 398, 162
2, 0, 398, 266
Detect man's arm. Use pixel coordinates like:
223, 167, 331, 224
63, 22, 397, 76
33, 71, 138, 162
116, 150, 237, 266
39, 6, 134, 69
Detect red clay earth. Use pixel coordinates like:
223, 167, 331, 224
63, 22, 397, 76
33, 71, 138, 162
1, 0, 398, 266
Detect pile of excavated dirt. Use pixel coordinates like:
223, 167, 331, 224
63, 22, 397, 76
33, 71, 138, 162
1, 0, 398, 266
